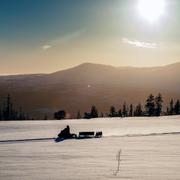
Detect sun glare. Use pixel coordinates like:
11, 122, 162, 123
137, 0, 166, 23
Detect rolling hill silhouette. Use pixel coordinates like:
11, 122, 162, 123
0, 62, 179, 118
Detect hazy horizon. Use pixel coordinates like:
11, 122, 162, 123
0, 61, 179, 76
1, 0, 180, 74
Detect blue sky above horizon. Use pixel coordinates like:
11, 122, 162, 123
0, 0, 180, 74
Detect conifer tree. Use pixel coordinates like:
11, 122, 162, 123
129, 104, 133, 117
122, 102, 128, 117
174, 100, 180, 115
3, 94, 14, 120
169, 99, 174, 115
100, 112, 104, 117
145, 94, 155, 116
118, 109, 122, 117
0, 107, 2, 120
44, 115, 48, 120
109, 106, 117, 117
134, 103, 143, 116
84, 112, 91, 119
155, 93, 163, 116
90, 105, 98, 118
77, 111, 81, 119
0, 101, 1, 120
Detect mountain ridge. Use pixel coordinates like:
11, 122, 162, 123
0, 61, 180, 77
0, 62, 179, 118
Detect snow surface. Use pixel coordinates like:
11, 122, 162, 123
0, 116, 180, 180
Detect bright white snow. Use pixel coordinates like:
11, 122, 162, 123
0, 116, 180, 180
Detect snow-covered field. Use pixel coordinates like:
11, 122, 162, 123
0, 116, 180, 180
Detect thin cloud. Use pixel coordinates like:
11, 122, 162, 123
42, 45, 52, 50
122, 38, 157, 49
41, 29, 86, 51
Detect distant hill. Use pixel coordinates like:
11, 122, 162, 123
0, 62, 179, 118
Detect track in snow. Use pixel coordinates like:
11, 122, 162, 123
1, 131, 180, 144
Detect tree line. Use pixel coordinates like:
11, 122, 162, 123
0, 94, 30, 120
0, 93, 179, 120
54, 93, 180, 120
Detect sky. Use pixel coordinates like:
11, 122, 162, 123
0, 0, 180, 74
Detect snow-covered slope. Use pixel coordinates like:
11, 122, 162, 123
0, 116, 180, 140
0, 116, 180, 180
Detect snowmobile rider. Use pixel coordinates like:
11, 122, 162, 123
58, 125, 71, 139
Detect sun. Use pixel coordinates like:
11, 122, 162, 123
137, 0, 166, 23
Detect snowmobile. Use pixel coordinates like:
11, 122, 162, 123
55, 133, 77, 142
55, 131, 102, 142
